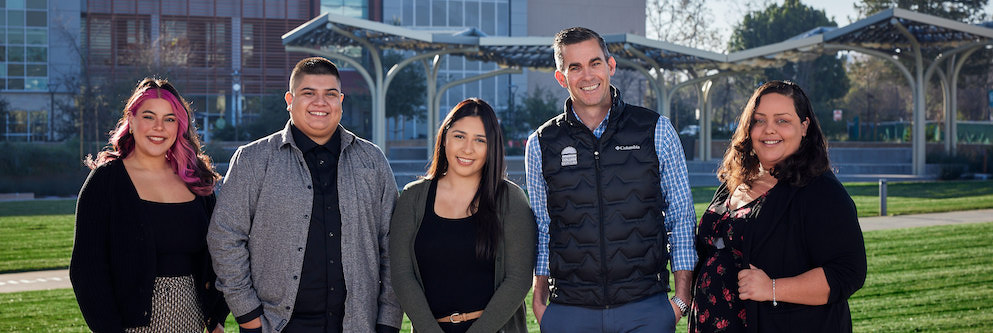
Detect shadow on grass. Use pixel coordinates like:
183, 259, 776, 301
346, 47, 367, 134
0, 200, 76, 217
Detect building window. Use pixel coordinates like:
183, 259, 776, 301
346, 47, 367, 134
25, 28, 45, 44
322, 0, 369, 19
161, 17, 230, 68
113, 17, 150, 66
24, 10, 43, 27
241, 22, 257, 68
2, 110, 49, 141
85, 16, 113, 66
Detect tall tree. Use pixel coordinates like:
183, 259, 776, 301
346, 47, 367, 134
729, 0, 850, 137
0, 96, 9, 139
646, 0, 724, 52
646, 0, 728, 133
855, 0, 989, 23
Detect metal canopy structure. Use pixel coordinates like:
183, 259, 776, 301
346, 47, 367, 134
718, 8, 993, 175
284, 9, 993, 174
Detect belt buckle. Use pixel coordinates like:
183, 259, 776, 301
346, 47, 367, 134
449, 312, 463, 323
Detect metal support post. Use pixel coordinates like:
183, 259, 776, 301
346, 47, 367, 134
879, 179, 888, 216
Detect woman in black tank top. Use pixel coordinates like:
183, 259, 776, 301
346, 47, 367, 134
390, 98, 536, 333
70, 78, 228, 332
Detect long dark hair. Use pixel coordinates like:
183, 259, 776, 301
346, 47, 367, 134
425, 98, 507, 260
86, 78, 219, 195
718, 80, 829, 190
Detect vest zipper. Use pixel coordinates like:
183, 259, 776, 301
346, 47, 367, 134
594, 147, 609, 305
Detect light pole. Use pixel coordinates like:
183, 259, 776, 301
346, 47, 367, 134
508, 83, 518, 136
232, 70, 241, 141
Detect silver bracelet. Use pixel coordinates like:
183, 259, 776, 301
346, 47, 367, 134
772, 279, 778, 306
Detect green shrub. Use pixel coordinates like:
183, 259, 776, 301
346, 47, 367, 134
0, 141, 90, 197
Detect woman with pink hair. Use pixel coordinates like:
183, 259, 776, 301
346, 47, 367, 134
70, 78, 229, 332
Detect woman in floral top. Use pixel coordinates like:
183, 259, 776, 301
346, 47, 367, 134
691, 81, 866, 333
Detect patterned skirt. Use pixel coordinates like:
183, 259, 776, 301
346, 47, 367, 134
124, 275, 206, 333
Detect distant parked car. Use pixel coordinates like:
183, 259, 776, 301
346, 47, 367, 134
680, 125, 700, 136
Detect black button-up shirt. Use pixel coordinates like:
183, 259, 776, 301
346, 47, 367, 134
287, 125, 347, 333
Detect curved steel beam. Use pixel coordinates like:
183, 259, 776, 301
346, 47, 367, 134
822, 44, 915, 92
698, 79, 714, 160
893, 19, 926, 176
621, 45, 670, 116
426, 67, 523, 159
612, 57, 665, 116
667, 71, 734, 102
432, 67, 523, 120
622, 45, 664, 74
924, 41, 993, 83
384, 47, 477, 92
422, 56, 446, 159
285, 45, 376, 105
328, 23, 387, 147
948, 46, 982, 154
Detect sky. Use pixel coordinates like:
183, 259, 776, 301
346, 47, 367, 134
701, 0, 993, 51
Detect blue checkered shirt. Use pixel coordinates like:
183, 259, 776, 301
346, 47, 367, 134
525, 109, 697, 277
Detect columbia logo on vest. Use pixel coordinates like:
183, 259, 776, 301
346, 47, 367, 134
614, 145, 641, 151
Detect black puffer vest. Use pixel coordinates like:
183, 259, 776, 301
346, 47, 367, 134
536, 87, 670, 307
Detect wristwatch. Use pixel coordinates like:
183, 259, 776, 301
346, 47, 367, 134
670, 296, 689, 317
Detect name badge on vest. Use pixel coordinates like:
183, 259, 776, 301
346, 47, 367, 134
561, 146, 578, 167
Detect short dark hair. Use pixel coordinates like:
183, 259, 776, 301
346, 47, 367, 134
553, 27, 610, 71
289, 57, 340, 91
718, 80, 830, 190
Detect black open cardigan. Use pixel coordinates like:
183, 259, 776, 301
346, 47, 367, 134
69, 159, 229, 332
698, 171, 867, 333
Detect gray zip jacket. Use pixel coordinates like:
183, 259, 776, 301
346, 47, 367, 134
208, 121, 402, 332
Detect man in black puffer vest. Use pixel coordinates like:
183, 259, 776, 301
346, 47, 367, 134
525, 27, 697, 332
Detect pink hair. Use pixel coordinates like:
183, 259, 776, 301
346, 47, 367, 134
93, 84, 216, 195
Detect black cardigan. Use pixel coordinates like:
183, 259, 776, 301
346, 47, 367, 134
69, 159, 229, 332
698, 171, 867, 333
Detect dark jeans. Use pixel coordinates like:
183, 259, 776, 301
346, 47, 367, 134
539, 292, 677, 333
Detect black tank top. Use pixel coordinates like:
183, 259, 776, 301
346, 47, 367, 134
142, 196, 207, 277
415, 180, 495, 332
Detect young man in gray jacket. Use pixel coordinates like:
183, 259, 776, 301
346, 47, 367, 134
208, 57, 402, 333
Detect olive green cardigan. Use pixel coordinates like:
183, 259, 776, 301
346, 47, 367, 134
389, 178, 536, 333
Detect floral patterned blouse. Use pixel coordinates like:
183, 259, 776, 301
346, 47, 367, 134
690, 187, 767, 333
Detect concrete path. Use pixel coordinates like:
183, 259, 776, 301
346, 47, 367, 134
0, 269, 70, 293
2, 209, 991, 294
857, 208, 993, 231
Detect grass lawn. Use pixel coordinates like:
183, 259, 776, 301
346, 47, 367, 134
3, 222, 991, 332
689, 179, 993, 219
1, 180, 991, 274
850, 222, 993, 332
0, 200, 75, 273
844, 180, 993, 217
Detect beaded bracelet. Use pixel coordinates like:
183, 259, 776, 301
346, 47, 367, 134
772, 279, 778, 306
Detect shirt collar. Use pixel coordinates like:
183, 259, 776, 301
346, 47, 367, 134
570, 106, 611, 137
289, 123, 341, 154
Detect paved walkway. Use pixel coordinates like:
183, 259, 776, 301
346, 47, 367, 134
0, 269, 70, 293
858, 208, 993, 231
2, 209, 991, 294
